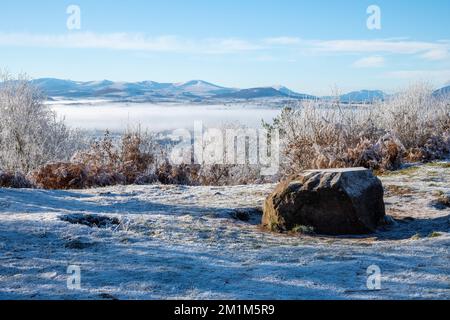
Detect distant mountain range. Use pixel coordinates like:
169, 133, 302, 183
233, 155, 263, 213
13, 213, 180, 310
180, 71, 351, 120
32, 78, 317, 102
29, 78, 450, 104
339, 90, 387, 103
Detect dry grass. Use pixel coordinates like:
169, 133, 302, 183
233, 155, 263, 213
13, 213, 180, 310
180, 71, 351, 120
385, 185, 415, 196
426, 162, 450, 169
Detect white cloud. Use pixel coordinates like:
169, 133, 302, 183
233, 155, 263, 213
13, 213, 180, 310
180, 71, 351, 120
313, 39, 449, 55
421, 49, 449, 61
0, 32, 187, 51
202, 38, 262, 54
0, 32, 260, 54
0, 32, 449, 62
263, 37, 301, 45
353, 56, 385, 68
255, 55, 276, 62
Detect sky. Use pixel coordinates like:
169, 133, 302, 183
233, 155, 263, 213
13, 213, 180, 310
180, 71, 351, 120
0, 0, 449, 95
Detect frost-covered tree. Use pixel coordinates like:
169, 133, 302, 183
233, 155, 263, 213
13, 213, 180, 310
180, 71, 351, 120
0, 72, 83, 173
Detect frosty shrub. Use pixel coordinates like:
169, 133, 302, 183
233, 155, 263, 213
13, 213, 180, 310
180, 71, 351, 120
29, 130, 160, 189
143, 122, 271, 186
152, 162, 264, 186
193, 123, 270, 185
28, 162, 89, 189
345, 133, 405, 171
265, 83, 450, 175
374, 83, 449, 151
155, 161, 199, 185
0, 170, 32, 188
0, 72, 84, 174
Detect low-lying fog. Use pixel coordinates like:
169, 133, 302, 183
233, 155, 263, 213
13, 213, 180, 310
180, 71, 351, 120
48, 101, 283, 132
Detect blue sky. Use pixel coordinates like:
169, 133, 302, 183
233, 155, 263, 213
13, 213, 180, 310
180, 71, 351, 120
1, 0, 449, 95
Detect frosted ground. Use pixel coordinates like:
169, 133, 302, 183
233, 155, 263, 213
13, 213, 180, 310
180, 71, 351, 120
0, 162, 449, 300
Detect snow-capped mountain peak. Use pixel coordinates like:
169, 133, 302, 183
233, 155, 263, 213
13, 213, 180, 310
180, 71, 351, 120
31, 78, 387, 103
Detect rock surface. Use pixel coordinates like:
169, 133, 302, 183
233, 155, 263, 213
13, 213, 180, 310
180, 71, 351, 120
262, 168, 386, 235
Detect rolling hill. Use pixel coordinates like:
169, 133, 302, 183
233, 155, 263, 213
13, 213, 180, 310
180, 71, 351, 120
338, 90, 387, 103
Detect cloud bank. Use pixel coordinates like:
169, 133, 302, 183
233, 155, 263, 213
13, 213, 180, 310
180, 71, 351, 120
0, 32, 448, 61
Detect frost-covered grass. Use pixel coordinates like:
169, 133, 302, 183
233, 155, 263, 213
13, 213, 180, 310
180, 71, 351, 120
0, 162, 449, 300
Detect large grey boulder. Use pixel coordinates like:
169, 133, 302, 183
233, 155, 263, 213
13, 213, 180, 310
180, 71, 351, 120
262, 168, 386, 235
